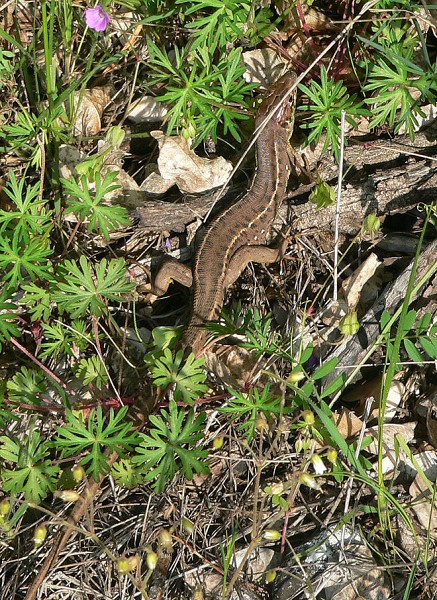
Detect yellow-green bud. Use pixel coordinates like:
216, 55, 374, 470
117, 558, 130, 575
182, 518, 194, 534
34, 525, 47, 548
212, 436, 224, 450
0, 498, 10, 517
117, 555, 140, 575
299, 473, 321, 491
288, 370, 305, 383
265, 569, 277, 583
303, 410, 315, 426
146, 550, 158, 571
55, 490, 81, 502
158, 529, 173, 552
340, 311, 360, 336
263, 529, 281, 541
255, 414, 268, 432
327, 448, 338, 464
72, 465, 85, 483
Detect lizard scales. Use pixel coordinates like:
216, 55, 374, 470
182, 72, 297, 355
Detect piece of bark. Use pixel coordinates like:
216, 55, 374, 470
134, 192, 216, 233
132, 125, 437, 237
322, 238, 437, 389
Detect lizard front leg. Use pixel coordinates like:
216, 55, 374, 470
148, 257, 192, 300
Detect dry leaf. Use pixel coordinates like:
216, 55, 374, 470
242, 48, 289, 87
345, 377, 405, 423
409, 474, 437, 538
341, 253, 381, 310
142, 131, 233, 194
334, 408, 364, 439
126, 96, 169, 123
72, 86, 113, 136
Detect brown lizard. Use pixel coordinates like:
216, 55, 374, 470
153, 72, 297, 355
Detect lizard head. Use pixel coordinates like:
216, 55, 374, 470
256, 71, 297, 137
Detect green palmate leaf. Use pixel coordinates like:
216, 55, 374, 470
6, 366, 47, 406
111, 458, 145, 489
40, 320, 90, 359
0, 430, 60, 503
55, 406, 140, 481
150, 348, 208, 404
147, 40, 254, 144
363, 54, 437, 138
53, 256, 134, 317
133, 400, 209, 492
63, 171, 130, 241
21, 283, 52, 321
74, 355, 109, 388
0, 235, 53, 289
219, 385, 288, 442
0, 170, 52, 242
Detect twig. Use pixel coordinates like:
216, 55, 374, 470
333, 110, 346, 301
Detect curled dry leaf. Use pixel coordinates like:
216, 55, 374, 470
72, 85, 113, 137
341, 253, 381, 311
125, 96, 169, 124
242, 48, 289, 87
409, 474, 437, 538
142, 131, 233, 195
334, 408, 364, 440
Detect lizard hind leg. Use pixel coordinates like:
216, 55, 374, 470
223, 234, 290, 289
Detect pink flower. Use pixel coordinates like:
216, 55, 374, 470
85, 5, 111, 32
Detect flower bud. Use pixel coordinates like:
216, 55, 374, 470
265, 569, 277, 583
34, 525, 47, 548
303, 410, 315, 426
288, 370, 305, 383
212, 436, 224, 450
55, 490, 81, 502
299, 473, 322, 491
146, 550, 158, 571
158, 529, 173, 552
255, 413, 268, 432
182, 518, 194, 534
327, 448, 338, 465
0, 498, 10, 517
340, 311, 360, 336
72, 465, 85, 483
311, 454, 327, 475
117, 555, 140, 575
263, 529, 281, 541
